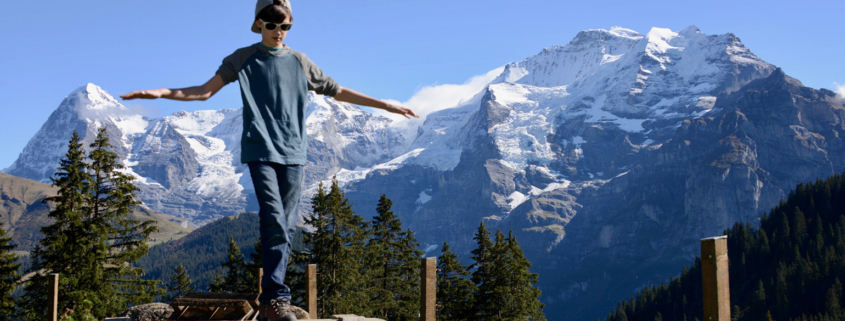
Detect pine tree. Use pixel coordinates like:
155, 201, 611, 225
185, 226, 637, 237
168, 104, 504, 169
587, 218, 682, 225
0, 218, 20, 316
17, 129, 161, 320
209, 270, 224, 292
210, 236, 250, 293
163, 264, 195, 303
470, 221, 495, 319
87, 127, 161, 309
498, 230, 545, 320
303, 178, 370, 316
825, 278, 842, 318
366, 195, 422, 321
436, 241, 476, 321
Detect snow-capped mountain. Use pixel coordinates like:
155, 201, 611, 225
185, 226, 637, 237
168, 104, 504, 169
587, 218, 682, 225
4, 84, 402, 224
7, 26, 845, 320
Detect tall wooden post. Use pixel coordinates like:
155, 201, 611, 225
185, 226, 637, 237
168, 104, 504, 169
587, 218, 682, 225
50, 273, 59, 321
701, 236, 730, 321
306, 264, 317, 319
257, 268, 263, 294
420, 257, 436, 321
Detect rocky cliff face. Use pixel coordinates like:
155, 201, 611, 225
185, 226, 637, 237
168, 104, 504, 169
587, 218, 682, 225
530, 69, 845, 318
5, 26, 843, 320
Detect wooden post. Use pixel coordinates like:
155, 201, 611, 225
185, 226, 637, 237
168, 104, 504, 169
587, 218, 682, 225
50, 273, 59, 321
257, 268, 263, 294
420, 257, 436, 321
306, 264, 317, 319
701, 236, 730, 321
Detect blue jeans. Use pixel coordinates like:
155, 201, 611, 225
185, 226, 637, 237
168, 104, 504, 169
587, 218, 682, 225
248, 161, 304, 303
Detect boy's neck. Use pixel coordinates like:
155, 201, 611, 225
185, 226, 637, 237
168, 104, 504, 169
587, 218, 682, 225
260, 41, 285, 50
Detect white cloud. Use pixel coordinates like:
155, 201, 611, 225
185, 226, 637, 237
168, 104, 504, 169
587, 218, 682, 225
373, 66, 505, 123
835, 82, 845, 105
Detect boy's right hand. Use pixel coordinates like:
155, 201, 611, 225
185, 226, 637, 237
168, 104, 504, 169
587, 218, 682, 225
120, 89, 168, 100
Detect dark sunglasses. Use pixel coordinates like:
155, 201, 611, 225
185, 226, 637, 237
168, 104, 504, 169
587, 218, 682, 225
259, 19, 293, 31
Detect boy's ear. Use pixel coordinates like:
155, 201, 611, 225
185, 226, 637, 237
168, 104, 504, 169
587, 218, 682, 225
254, 20, 262, 32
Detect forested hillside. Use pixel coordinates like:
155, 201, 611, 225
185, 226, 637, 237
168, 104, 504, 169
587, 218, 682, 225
135, 213, 305, 292
604, 172, 845, 321
0, 172, 191, 252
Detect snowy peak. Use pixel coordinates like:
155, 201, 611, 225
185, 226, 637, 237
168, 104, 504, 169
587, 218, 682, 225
495, 27, 643, 87
58, 83, 127, 120
606, 26, 644, 39
496, 26, 772, 93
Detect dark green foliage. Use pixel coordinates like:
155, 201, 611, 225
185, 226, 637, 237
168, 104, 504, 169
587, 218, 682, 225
604, 172, 845, 321
494, 230, 545, 320
0, 218, 21, 316
137, 213, 258, 292
209, 237, 250, 293
436, 241, 476, 321
475, 229, 545, 320
366, 195, 423, 321
467, 222, 546, 320
58, 299, 96, 321
471, 221, 495, 318
17, 129, 160, 320
163, 264, 195, 303
302, 178, 371, 316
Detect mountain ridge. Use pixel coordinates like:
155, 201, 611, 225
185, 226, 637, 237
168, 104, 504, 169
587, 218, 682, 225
5, 26, 843, 320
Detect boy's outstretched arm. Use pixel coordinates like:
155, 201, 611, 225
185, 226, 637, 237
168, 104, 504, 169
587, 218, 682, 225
333, 87, 419, 119
120, 75, 226, 101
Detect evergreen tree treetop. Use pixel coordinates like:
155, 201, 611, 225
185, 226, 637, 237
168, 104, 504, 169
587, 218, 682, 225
164, 264, 195, 303
210, 236, 250, 293
367, 194, 422, 321
436, 241, 476, 321
304, 177, 370, 316
17, 128, 160, 320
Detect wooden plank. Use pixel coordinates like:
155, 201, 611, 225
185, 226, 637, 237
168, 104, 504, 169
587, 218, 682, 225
701, 236, 731, 321
182, 292, 260, 309
170, 298, 252, 316
180, 306, 214, 320
207, 307, 221, 320
212, 306, 253, 321
420, 257, 436, 321
307, 264, 317, 319
174, 306, 188, 320
50, 274, 59, 321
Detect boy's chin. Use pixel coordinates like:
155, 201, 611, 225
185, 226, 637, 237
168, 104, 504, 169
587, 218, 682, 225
264, 39, 284, 47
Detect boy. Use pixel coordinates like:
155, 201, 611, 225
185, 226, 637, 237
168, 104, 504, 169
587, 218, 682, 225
121, 1, 418, 320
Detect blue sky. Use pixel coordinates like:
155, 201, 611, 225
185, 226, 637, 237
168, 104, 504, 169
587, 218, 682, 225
0, 0, 842, 169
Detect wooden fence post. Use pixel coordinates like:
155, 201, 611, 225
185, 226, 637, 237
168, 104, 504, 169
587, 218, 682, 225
306, 264, 317, 319
50, 273, 59, 321
701, 235, 730, 321
257, 268, 263, 294
420, 257, 436, 321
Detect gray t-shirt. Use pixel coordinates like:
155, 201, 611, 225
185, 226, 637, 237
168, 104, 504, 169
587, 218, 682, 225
216, 43, 340, 165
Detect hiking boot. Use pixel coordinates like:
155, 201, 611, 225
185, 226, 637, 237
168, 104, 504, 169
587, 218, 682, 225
257, 298, 297, 321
